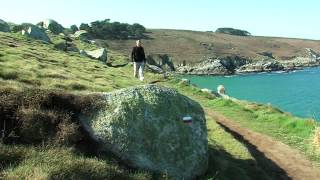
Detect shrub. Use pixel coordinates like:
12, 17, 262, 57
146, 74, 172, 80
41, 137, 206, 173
80, 19, 146, 39
216, 28, 251, 36
70, 25, 79, 33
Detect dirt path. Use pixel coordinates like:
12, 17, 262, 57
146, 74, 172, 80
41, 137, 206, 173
206, 109, 320, 180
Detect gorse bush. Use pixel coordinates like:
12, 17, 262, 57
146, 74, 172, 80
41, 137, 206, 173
80, 19, 146, 39
216, 27, 251, 36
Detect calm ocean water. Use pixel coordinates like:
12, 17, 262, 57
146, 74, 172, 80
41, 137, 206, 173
185, 67, 320, 120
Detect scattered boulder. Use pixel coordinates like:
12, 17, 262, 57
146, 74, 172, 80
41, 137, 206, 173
73, 30, 90, 41
81, 48, 108, 62
146, 64, 164, 73
81, 85, 208, 179
0, 19, 10, 32
21, 25, 51, 43
147, 54, 175, 71
38, 19, 64, 34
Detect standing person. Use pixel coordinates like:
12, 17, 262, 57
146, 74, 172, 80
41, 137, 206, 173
131, 40, 146, 81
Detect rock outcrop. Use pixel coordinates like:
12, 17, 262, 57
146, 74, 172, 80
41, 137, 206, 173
176, 49, 320, 75
306, 48, 320, 62
81, 48, 108, 62
177, 59, 232, 75
147, 54, 175, 71
38, 19, 64, 34
236, 60, 284, 73
0, 19, 10, 32
81, 85, 208, 179
21, 25, 51, 43
72, 30, 90, 41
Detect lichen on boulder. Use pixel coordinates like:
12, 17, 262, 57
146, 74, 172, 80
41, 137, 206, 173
81, 85, 208, 179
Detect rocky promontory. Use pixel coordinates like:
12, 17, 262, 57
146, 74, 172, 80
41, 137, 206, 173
176, 48, 320, 75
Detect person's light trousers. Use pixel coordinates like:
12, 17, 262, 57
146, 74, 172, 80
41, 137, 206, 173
133, 62, 145, 81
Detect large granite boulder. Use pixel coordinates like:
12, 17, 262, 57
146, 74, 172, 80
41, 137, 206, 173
21, 25, 51, 43
82, 48, 108, 62
81, 85, 208, 179
38, 19, 64, 34
0, 19, 10, 32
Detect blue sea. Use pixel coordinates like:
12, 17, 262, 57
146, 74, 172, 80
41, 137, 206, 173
185, 67, 320, 120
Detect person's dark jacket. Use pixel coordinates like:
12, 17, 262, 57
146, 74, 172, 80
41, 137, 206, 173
131, 46, 146, 63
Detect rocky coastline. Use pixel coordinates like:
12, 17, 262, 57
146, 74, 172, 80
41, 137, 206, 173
175, 48, 320, 75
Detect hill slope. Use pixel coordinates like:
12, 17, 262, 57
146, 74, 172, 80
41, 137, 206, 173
107, 29, 320, 64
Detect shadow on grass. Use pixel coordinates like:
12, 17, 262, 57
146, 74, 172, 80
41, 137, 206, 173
214, 122, 292, 180
0, 148, 24, 172
106, 62, 128, 68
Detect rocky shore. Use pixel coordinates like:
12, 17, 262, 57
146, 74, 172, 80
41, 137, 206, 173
175, 48, 320, 75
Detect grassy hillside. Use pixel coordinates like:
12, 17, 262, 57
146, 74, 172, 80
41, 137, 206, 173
1, 31, 319, 179
107, 29, 320, 64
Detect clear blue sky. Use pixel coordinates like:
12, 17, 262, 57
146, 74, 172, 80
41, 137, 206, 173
1, 0, 319, 39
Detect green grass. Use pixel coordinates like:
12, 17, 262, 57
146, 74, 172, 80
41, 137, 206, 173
0, 145, 155, 180
0, 32, 161, 93
161, 79, 320, 166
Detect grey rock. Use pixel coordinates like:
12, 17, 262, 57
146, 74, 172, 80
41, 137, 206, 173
79, 49, 88, 56
201, 88, 212, 93
81, 85, 208, 179
73, 30, 90, 41
0, 19, 10, 32
192, 59, 231, 75
236, 60, 283, 73
38, 19, 64, 34
147, 54, 175, 71
84, 48, 108, 62
305, 48, 320, 62
21, 25, 51, 43
146, 64, 164, 73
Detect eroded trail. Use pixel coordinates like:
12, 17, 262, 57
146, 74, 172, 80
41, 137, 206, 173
206, 109, 320, 180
